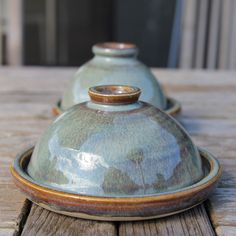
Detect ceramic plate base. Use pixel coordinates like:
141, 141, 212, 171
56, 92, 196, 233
11, 147, 221, 221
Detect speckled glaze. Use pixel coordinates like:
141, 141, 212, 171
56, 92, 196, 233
61, 42, 167, 111
28, 85, 202, 197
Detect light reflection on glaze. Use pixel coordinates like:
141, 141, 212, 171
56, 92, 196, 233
27, 101, 203, 197
49, 135, 109, 170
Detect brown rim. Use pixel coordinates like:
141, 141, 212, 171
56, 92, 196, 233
166, 97, 181, 116
95, 42, 137, 50
88, 85, 141, 105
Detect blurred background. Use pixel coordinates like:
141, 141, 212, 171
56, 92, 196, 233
0, 0, 235, 69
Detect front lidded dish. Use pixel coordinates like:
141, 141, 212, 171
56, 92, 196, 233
28, 85, 203, 197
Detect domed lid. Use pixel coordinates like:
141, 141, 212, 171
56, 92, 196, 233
28, 85, 203, 197
60, 42, 167, 111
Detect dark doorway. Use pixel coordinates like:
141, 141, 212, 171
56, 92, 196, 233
23, 0, 175, 67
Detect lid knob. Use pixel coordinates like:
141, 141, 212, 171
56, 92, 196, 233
88, 85, 141, 105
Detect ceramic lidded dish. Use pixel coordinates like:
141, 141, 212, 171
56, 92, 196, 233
12, 85, 221, 221
53, 42, 181, 116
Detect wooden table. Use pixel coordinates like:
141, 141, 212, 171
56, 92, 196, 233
0, 67, 235, 236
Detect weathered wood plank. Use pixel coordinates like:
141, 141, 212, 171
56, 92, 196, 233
0, 68, 236, 92
216, 226, 236, 236
0, 67, 73, 92
119, 205, 215, 236
191, 136, 236, 189
0, 183, 26, 229
0, 91, 60, 103
0, 141, 32, 229
13, 199, 32, 235
166, 96, 236, 120
21, 204, 117, 236
0, 228, 16, 236
0, 109, 51, 230
0, 104, 54, 120
207, 188, 236, 227
180, 118, 236, 138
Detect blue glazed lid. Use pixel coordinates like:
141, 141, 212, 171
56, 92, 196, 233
61, 42, 167, 111
28, 85, 203, 197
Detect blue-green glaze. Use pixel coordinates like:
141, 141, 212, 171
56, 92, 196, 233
28, 93, 203, 197
61, 43, 167, 110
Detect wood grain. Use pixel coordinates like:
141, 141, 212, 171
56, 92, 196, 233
207, 188, 236, 227
216, 226, 236, 236
119, 205, 214, 236
192, 136, 236, 188
11, 199, 32, 235
0, 229, 16, 236
21, 204, 117, 236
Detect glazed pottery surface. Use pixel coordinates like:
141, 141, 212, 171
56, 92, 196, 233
28, 85, 202, 197
61, 42, 167, 111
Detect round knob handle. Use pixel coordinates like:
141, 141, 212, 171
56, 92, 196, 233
88, 85, 141, 105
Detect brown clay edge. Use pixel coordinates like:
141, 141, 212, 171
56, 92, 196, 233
88, 85, 141, 105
